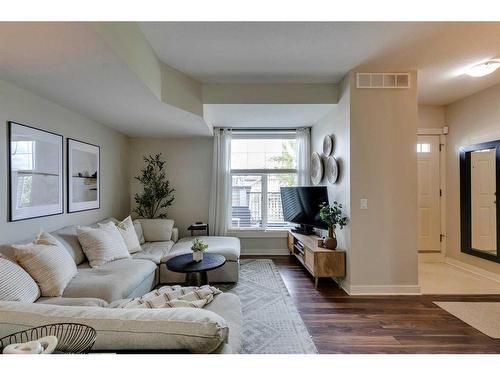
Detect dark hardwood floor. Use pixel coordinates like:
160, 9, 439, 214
242, 255, 500, 354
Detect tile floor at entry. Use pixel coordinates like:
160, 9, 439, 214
419, 260, 500, 295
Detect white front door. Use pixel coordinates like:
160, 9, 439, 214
471, 149, 497, 253
417, 135, 441, 252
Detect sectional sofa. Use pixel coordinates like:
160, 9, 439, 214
0, 218, 242, 353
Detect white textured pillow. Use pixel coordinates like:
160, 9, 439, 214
13, 232, 77, 297
116, 216, 142, 254
77, 222, 130, 267
133, 220, 145, 245
138, 219, 174, 242
0, 256, 40, 302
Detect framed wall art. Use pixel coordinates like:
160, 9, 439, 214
67, 138, 100, 213
8, 121, 64, 221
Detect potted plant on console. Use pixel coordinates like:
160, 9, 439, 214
191, 238, 208, 262
319, 201, 348, 250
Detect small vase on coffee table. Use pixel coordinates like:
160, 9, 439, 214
193, 251, 204, 262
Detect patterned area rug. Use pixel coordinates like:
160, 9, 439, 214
219, 259, 318, 354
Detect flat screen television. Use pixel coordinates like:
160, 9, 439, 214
280, 186, 329, 234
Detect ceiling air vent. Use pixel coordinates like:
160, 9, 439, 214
356, 73, 410, 89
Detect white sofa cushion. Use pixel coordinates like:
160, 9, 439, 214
138, 219, 174, 242
63, 258, 156, 302
36, 297, 109, 307
205, 292, 242, 354
13, 232, 77, 297
0, 300, 230, 353
168, 236, 241, 262
133, 220, 145, 245
132, 241, 174, 264
77, 222, 130, 267
50, 225, 86, 265
116, 216, 142, 254
0, 256, 40, 303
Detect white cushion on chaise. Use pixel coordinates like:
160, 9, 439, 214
0, 292, 242, 353
166, 236, 240, 262
62, 258, 156, 302
132, 241, 175, 264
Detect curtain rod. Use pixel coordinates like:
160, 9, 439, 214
216, 127, 310, 132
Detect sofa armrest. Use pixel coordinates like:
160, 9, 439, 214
0, 301, 228, 353
171, 227, 179, 243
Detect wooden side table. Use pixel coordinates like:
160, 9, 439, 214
188, 223, 209, 236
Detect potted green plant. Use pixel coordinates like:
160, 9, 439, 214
133, 154, 175, 219
191, 238, 208, 262
319, 201, 348, 250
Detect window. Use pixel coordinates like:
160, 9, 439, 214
417, 143, 431, 153
11, 140, 36, 208
230, 132, 297, 230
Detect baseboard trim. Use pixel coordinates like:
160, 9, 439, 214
345, 284, 421, 295
240, 248, 289, 256
445, 257, 500, 284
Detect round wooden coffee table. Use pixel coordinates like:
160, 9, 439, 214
165, 253, 226, 286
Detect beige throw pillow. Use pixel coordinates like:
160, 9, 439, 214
77, 222, 130, 267
13, 232, 77, 297
116, 216, 142, 254
138, 219, 174, 242
0, 256, 41, 302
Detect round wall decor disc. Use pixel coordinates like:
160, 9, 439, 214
323, 135, 333, 156
311, 152, 324, 185
325, 156, 339, 184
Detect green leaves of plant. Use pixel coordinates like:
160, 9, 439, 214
133, 153, 175, 219
191, 238, 208, 252
319, 201, 348, 230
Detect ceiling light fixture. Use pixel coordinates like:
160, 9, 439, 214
465, 60, 500, 77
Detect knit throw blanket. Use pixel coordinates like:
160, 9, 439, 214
114, 285, 222, 309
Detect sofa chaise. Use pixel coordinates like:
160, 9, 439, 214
0, 218, 242, 353
132, 219, 240, 284
0, 292, 241, 353
1, 218, 241, 303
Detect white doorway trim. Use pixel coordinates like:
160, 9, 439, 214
417, 127, 447, 255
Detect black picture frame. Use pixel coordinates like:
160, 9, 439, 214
460, 139, 500, 263
67, 138, 100, 213
7, 121, 64, 222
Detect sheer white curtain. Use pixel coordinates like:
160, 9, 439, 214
296, 127, 311, 186
209, 128, 232, 236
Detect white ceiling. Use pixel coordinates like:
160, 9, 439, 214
204, 104, 334, 128
0, 23, 210, 137
141, 22, 500, 105
0, 22, 499, 138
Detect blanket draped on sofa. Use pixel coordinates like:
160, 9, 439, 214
111, 285, 221, 309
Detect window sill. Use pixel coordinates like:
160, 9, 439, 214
228, 229, 290, 238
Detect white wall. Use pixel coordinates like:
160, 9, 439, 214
418, 105, 446, 129
0, 79, 130, 243
349, 71, 419, 294
445, 83, 500, 275
311, 76, 351, 285
311, 72, 420, 294
128, 137, 213, 238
